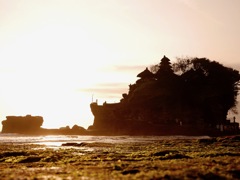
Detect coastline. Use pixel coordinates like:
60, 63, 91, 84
1, 124, 239, 137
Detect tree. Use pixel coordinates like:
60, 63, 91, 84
172, 57, 192, 74
173, 57, 240, 125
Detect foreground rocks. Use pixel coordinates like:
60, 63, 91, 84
0, 136, 240, 179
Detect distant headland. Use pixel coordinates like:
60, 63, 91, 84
1, 56, 240, 136
1, 115, 88, 135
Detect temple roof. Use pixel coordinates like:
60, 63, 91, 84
159, 55, 171, 66
137, 67, 153, 78
155, 55, 174, 76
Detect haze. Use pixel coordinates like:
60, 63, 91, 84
0, 0, 240, 130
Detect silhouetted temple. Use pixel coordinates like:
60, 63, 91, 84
90, 56, 240, 135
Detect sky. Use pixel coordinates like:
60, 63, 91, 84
0, 0, 240, 130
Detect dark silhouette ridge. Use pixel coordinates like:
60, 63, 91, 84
89, 56, 240, 136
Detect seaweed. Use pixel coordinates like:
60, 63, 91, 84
0, 137, 240, 179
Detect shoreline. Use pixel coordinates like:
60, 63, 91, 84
1, 127, 240, 137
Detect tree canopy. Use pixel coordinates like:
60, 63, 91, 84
124, 57, 240, 126
173, 57, 240, 124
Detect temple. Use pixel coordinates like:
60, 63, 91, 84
89, 56, 240, 135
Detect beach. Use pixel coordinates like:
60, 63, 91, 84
0, 135, 240, 179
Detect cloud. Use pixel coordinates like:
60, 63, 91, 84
94, 82, 129, 87
101, 65, 148, 73
112, 65, 148, 71
78, 65, 150, 101
78, 82, 129, 98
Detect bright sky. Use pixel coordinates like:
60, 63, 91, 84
1, 0, 240, 130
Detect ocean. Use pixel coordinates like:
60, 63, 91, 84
0, 133, 210, 148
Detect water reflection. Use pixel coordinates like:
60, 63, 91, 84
0, 134, 210, 147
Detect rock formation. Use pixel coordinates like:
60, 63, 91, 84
1, 115, 88, 135
89, 56, 240, 135
2, 115, 43, 134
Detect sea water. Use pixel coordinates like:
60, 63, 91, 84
0, 133, 210, 148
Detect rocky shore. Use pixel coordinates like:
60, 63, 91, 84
0, 135, 240, 179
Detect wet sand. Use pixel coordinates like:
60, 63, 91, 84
0, 136, 240, 179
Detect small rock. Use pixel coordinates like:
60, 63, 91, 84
122, 169, 140, 175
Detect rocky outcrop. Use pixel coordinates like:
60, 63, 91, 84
1, 115, 88, 135
89, 56, 240, 135
2, 115, 43, 134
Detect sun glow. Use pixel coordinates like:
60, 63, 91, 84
0, 22, 127, 129
0, 17, 139, 130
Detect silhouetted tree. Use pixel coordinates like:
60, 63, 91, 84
173, 57, 240, 125
149, 64, 159, 74
172, 57, 192, 74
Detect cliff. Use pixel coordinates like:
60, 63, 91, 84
89, 56, 240, 135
